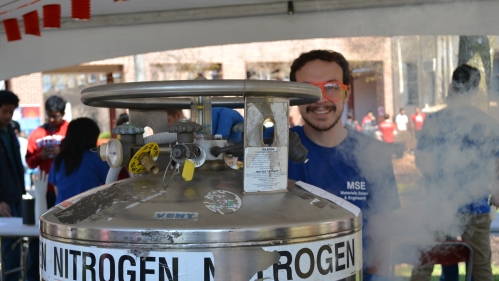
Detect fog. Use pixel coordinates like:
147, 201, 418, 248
279, 34, 499, 278
365, 108, 499, 265
38, 34, 499, 279
357, 79, 499, 278
9, 0, 499, 279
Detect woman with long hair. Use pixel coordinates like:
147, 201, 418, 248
48, 118, 109, 204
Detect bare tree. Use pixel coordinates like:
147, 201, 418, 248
458, 36, 493, 112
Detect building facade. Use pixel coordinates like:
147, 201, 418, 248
9, 35, 498, 135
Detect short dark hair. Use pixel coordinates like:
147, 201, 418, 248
290, 50, 350, 85
45, 95, 66, 113
10, 120, 20, 132
0, 90, 19, 108
116, 113, 129, 126
399, 108, 405, 113
384, 114, 390, 120
451, 64, 480, 94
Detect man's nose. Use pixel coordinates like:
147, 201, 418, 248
317, 93, 329, 103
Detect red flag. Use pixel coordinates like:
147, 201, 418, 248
23, 10, 40, 36
43, 4, 61, 28
3, 18, 21, 41
71, 0, 91, 20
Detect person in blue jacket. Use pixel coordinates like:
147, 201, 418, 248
410, 65, 499, 281
286, 50, 400, 280
165, 107, 244, 143
49, 118, 109, 204
212, 107, 244, 143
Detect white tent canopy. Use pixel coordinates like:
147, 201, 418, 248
0, 0, 498, 80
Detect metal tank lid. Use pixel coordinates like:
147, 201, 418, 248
40, 165, 361, 246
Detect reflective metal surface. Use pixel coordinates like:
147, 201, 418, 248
244, 96, 290, 192
48, 80, 360, 281
40, 234, 362, 281
81, 80, 321, 109
41, 166, 362, 280
40, 163, 360, 245
129, 109, 169, 134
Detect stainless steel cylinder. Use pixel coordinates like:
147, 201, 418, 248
43, 80, 362, 280
40, 164, 362, 281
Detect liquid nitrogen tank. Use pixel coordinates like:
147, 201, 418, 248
39, 80, 363, 281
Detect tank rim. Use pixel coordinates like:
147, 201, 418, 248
40, 226, 362, 249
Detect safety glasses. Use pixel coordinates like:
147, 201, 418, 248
306, 81, 348, 103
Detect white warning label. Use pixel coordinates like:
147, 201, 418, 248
40, 237, 215, 281
249, 231, 362, 280
244, 146, 288, 192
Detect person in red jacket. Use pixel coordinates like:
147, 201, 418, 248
26, 96, 69, 208
378, 114, 397, 144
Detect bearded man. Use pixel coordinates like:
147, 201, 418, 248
287, 50, 400, 281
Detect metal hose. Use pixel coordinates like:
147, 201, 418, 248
105, 167, 122, 184
144, 132, 177, 144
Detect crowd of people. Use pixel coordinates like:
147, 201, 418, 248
0, 49, 498, 281
346, 106, 427, 158
0, 93, 111, 281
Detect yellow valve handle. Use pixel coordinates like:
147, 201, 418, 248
182, 159, 195, 181
128, 142, 160, 174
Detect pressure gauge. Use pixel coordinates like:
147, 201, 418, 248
105, 139, 124, 168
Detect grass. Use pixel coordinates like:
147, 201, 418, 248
392, 157, 499, 280
393, 263, 499, 280
98, 131, 111, 139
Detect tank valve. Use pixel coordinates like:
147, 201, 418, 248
128, 142, 160, 174
138, 153, 159, 174
167, 120, 206, 182
210, 130, 308, 164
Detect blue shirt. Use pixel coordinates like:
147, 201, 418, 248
212, 107, 244, 143
417, 106, 499, 214
49, 150, 110, 204
288, 126, 400, 215
287, 126, 400, 267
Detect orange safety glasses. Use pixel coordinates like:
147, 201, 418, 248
306, 81, 348, 103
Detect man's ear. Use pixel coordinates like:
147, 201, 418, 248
343, 86, 351, 104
